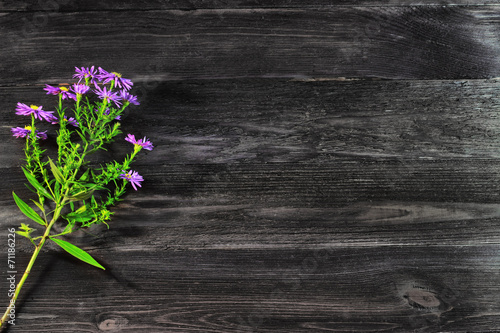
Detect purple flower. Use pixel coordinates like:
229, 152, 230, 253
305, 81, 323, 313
15, 103, 57, 122
51, 116, 79, 127
73, 66, 98, 84
44, 85, 76, 100
11, 126, 47, 140
98, 67, 133, 90
70, 83, 90, 96
44, 84, 61, 95
119, 170, 143, 190
125, 134, 154, 151
93, 84, 122, 107
120, 90, 140, 105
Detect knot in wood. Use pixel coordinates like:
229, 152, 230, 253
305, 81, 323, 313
98, 315, 129, 331
405, 288, 441, 310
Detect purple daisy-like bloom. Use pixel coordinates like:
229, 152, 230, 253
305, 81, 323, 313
119, 170, 144, 191
70, 83, 90, 96
73, 66, 98, 84
44, 85, 76, 100
125, 134, 154, 151
51, 116, 79, 127
120, 90, 140, 105
98, 67, 133, 90
11, 126, 47, 140
15, 103, 56, 122
93, 84, 122, 107
44, 84, 61, 95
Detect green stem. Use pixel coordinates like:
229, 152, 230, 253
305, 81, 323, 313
0, 137, 90, 328
0, 200, 66, 328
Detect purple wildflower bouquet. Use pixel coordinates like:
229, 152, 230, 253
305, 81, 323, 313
2, 67, 153, 327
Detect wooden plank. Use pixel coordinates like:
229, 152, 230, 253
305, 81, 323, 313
2, 73, 500, 332
1, 78, 500, 331
1, 0, 500, 12
2, 155, 500, 331
0, 246, 498, 332
1, 6, 500, 82
3, 158, 500, 249
3, 78, 500, 248
3, 79, 500, 168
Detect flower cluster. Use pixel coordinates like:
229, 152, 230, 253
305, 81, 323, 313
11, 66, 152, 191
45, 67, 138, 106
4, 66, 156, 329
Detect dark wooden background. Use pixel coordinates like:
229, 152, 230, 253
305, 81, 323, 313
2, 0, 500, 332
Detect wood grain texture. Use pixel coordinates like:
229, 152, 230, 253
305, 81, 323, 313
2, 0, 500, 331
3, 79, 500, 167
0, 246, 497, 332
2, 78, 500, 331
1, 0, 500, 11
1, 6, 500, 83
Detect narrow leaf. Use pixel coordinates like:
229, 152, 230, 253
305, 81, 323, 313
64, 210, 94, 223
76, 130, 88, 144
12, 192, 46, 226
19, 223, 34, 233
62, 223, 73, 234
74, 205, 87, 214
15, 231, 30, 238
79, 169, 90, 182
67, 189, 95, 201
50, 238, 105, 270
22, 168, 53, 200
48, 158, 65, 183
31, 200, 45, 213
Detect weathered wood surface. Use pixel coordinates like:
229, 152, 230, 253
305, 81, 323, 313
2, 78, 500, 332
1, 6, 500, 83
1, 0, 500, 11
2, 1, 500, 332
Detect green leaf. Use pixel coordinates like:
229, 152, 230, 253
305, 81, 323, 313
79, 169, 90, 182
16, 231, 30, 238
67, 189, 95, 201
74, 205, 87, 214
12, 192, 46, 226
31, 200, 44, 212
50, 238, 105, 270
48, 158, 65, 183
22, 168, 53, 200
19, 223, 33, 232
76, 129, 88, 145
64, 210, 95, 223
16, 223, 35, 239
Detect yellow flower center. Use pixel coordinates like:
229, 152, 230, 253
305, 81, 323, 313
24, 125, 32, 131
124, 173, 132, 179
30, 105, 39, 110
60, 87, 69, 91
112, 72, 122, 78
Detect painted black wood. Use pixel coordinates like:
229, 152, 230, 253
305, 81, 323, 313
2, 78, 500, 331
1, 6, 500, 83
2, 1, 500, 332
0, 247, 496, 332
1, 0, 499, 11
3, 79, 500, 166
